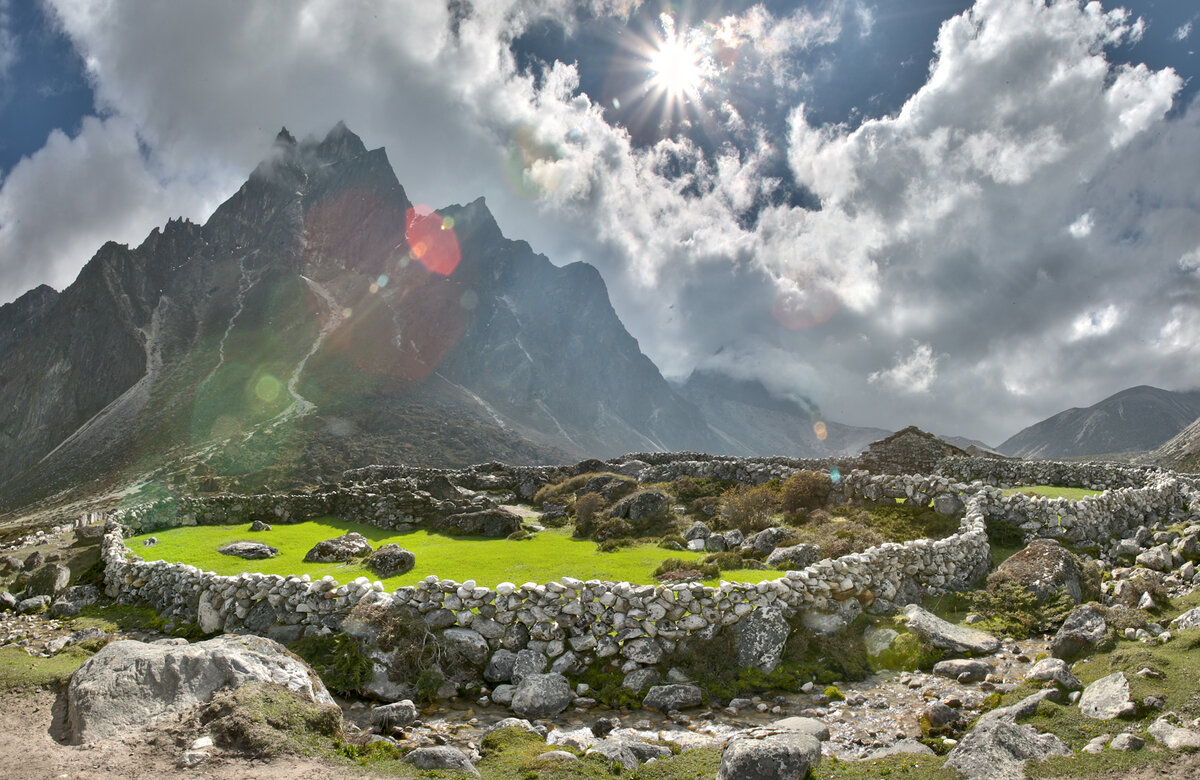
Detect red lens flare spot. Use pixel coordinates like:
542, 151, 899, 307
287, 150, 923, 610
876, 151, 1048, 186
813, 420, 828, 441
772, 281, 841, 330
406, 205, 461, 276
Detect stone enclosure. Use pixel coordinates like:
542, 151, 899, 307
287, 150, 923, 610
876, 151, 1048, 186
100, 452, 1200, 703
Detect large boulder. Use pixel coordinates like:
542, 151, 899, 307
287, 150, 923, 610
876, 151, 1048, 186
1026, 658, 1082, 690
902, 604, 1000, 655
371, 699, 418, 731
1079, 672, 1135, 720
219, 541, 279, 560
732, 608, 790, 673
995, 539, 1082, 603
743, 527, 795, 556
25, 563, 71, 597
945, 690, 1069, 780
766, 543, 820, 570
441, 628, 490, 667
436, 509, 522, 537
1170, 607, 1200, 632
716, 732, 821, 780
303, 532, 372, 563
1148, 715, 1200, 750
66, 635, 333, 743
510, 673, 572, 719
932, 658, 992, 682
366, 544, 415, 577
1135, 544, 1173, 572
609, 489, 670, 523
1051, 604, 1107, 660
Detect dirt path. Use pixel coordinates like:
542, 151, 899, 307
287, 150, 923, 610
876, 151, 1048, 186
0, 688, 403, 780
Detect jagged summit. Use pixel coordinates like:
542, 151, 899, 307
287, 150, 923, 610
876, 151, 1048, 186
275, 126, 297, 146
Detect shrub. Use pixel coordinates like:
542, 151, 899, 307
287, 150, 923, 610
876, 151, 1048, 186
658, 534, 686, 550
671, 477, 735, 504
780, 471, 832, 516
719, 484, 781, 533
288, 634, 372, 696
572, 492, 605, 538
702, 551, 744, 571
824, 685, 845, 701
967, 571, 1075, 638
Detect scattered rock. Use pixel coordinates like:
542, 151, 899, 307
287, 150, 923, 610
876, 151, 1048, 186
716, 732, 821, 780
621, 638, 663, 665
371, 700, 418, 731
945, 690, 1069, 780
16, 595, 51, 613
1051, 604, 1107, 660
683, 522, 711, 541
402, 746, 480, 777
1026, 658, 1082, 690
743, 527, 795, 556
24, 563, 71, 597
1169, 607, 1200, 632
1079, 672, 1135, 720
0, 590, 16, 611
609, 490, 670, 523
932, 659, 992, 683
902, 604, 1000, 655
66, 634, 333, 743
1148, 714, 1200, 750
1109, 733, 1144, 751
770, 717, 830, 741
922, 701, 961, 730
249, 520, 272, 532
303, 532, 373, 562
218, 541, 279, 560
1135, 544, 1173, 572
766, 544, 820, 570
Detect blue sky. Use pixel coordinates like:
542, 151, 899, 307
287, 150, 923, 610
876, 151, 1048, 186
2, 1, 1200, 445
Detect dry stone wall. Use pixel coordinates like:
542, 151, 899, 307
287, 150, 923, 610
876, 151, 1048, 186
99, 454, 1198, 703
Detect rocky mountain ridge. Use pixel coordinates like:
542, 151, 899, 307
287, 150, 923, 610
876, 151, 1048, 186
998, 385, 1200, 459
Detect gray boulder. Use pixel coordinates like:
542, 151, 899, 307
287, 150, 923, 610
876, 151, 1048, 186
684, 521, 711, 541
510, 648, 547, 684
0, 590, 15, 611
371, 699, 418, 731
366, 544, 415, 577
218, 541, 279, 560
732, 608, 790, 673
744, 527, 795, 555
437, 508, 522, 537
933, 493, 964, 515
511, 673, 572, 719
621, 637, 663, 665
1026, 658, 1082, 690
769, 717, 830, 741
23, 550, 44, 570
622, 667, 660, 692
16, 594, 50, 613
766, 543, 820, 570
25, 563, 71, 597
1148, 715, 1200, 750
996, 539, 1082, 603
402, 746, 480, 777
587, 740, 639, 771
1051, 604, 1107, 660
642, 684, 702, 712
1169, 607, 1200, 632
704, 534, 728, 553
1135, 544, 1173, 572
945, 690, 1069, 780
249, 520, 272, 532
609, 489, 670, 523
1079, 672, 1135, 720
66, 634, 332, 743
902, 604, 1000, 654
303, 532, 373, 563
932, 658, 992, 683
716, 732, 821, 780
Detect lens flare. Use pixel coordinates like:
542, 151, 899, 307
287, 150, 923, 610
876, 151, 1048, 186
503, 125, 563, 199
813, 420, 828, 441
406, 205, 461, 275
772, 279, 841, 330
254, 374, 281, 403
830, 468, 842, 484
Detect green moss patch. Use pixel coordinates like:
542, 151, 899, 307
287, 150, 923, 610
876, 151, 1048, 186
199, 681, 343, 758
1000, 486, 1102, 500
812, 754, 960, 779
0, 645, 92, 690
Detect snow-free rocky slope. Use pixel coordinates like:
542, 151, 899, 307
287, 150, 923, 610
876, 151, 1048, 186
0, 125, 739, 511
999, 385, 1200, 459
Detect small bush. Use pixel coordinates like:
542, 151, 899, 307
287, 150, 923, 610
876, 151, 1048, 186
200, 681, 343, 758
658, 534, 686, 549
671, 477, 735, 504
780, 471, 832, 516
986, 514, 1025, 547
719, 484, 781, 533
572, 492, 605, 538
289, 634, 372, 696
967, 572, 1075, 638
824, 685, 845, 701
702, 551, 744, 571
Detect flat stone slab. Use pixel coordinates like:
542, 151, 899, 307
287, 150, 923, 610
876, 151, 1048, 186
1080, 672, 1135, 720
903, 604, 1000, 655
218, 541, 279, 560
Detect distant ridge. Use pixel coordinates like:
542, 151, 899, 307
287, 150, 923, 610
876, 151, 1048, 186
999, 385, 1200, 459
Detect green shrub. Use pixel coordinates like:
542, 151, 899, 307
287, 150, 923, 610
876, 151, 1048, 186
702, 551, 745, 571
985, 514, 1025, 547
780, 471, 832, 516
967, 572, 1075, 638
671, 477, 735, 504
534, 472, 629, 506
824, 685, 845, 701
416, 668, 444, 705
658, 534, 686, 549
653, 558, 718, 580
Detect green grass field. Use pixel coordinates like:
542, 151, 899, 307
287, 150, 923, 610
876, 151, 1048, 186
1000, 485, 1102, 500
125, 518, 783, 589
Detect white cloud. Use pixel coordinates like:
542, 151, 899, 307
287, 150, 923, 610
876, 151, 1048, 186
1175, 22, 1192, 42
1, 0, 1198, 446
0, 0, 15, 81
869, 344, 940, 394
1070, 304, 1121, 341
1068, 211, 1093, 238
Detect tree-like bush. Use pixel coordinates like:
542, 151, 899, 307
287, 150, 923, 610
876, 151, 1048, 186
719, 483, 781, 532
572, 492, 605, 538
780, 470, 832, 516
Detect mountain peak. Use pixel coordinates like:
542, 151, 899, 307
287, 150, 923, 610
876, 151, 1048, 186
275, 127, 297, 146
316, 120, 367, 161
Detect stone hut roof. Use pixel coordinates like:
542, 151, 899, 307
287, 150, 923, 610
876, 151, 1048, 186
859, 425, 970, 475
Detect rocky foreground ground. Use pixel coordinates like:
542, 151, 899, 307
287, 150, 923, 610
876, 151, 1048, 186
5, 511, 1200, 779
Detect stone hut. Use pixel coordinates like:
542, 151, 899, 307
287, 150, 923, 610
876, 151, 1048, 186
859, 426, 969, 475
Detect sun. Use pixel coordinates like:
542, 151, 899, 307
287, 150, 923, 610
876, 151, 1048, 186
648, 35, 703, 100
